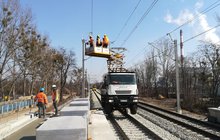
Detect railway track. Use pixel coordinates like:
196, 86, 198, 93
138, 102, 220, 140
92, 90, 175, 139
92, 90, 220, 139
108, 110, 164, 140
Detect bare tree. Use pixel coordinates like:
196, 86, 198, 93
143, 50, 158, 96
53, 48, 76, 101
70, 68, 82, 96
0, 0, 80, 102
155, 39, 174, 97
132, 63, 146, 96
0, 0, 33, 99
199, 41, 220, 98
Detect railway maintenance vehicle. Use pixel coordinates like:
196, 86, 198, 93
101, 71, 138, 114
84, 37, 139, 114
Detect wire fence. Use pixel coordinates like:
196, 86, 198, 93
0, 99, 34, 115
0, 96, 52, 115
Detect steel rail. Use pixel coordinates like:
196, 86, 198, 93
121, 110, 163, 140
138, 102, 220, 139
108, 114, 130, 140
93, 90, 162, 139
92, 89, 130, 139
139, 101, 220, 130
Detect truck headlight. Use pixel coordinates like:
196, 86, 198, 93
109, 99, 114, 103
133, 100, 138, 102
133, 96, 138, 102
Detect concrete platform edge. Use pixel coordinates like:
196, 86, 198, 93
0, 116, 38, 139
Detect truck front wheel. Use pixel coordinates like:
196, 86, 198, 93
101, 96, 106, 108
105, 103, 112, 114
130, 104, 137, 114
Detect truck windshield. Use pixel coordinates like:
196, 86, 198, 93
109, 75, 136, 85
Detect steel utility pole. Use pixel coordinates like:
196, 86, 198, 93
180, 29, 185, 97
180, 30, 184, 67
82, 39, 85, 98
88, 73, 90, 98
174, 40, 182, 114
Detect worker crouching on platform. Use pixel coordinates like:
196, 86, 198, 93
51, 84, 59, 116
34, 88, 48, 118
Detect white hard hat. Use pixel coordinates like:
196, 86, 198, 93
52, 85, 56, 88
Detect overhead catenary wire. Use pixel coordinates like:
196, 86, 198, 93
91, 0, 93, 35
168, 0, 220, 35
145, 23, 220, 62
143, 24, 220, 63
154, 0, 220, 45
127, 25, 220, 69
126, 24, 220, 67
125, 40, 174, 67
120, 0, 158, 47
113, 0, 142, 45
125, 45, 149, 66
126, 47, 175, 69
183, 23, 220, 44
125, 35, 169, 67
125, 0, 220, 66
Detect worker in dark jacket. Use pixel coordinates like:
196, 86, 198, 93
96, 35, 102, 47
34, 88, 48, 118
86, 35, 94, 48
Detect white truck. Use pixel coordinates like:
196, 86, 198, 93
101, 72, 138, 114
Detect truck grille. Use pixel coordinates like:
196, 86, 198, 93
115, 90, 132, 94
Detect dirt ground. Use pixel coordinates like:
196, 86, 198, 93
140, 97, 207, 120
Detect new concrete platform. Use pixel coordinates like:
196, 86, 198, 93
60, 106, 89, 116
69, 100, 89, 107
74, 98, 89, 101
208, 107, 220, 123
36, 116, 87, 140
0, 112, 38, 139
88, 90, 117, 140
1, 95, 117, 140
73, 98, 90, 108
88, 110, 117, 140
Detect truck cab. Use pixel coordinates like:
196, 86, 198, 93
101, 72, 138, 114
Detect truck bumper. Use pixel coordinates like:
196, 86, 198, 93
104, 95, 138, 108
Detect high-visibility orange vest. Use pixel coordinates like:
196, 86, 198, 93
103, 36, 109, 45
35, 92, 48, 104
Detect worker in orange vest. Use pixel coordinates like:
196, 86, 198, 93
96, 35, 102, 47
51, 85, 59, 116
102, 34, 109, 48
86, 35, 94, 48
34, 88, 48, 118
